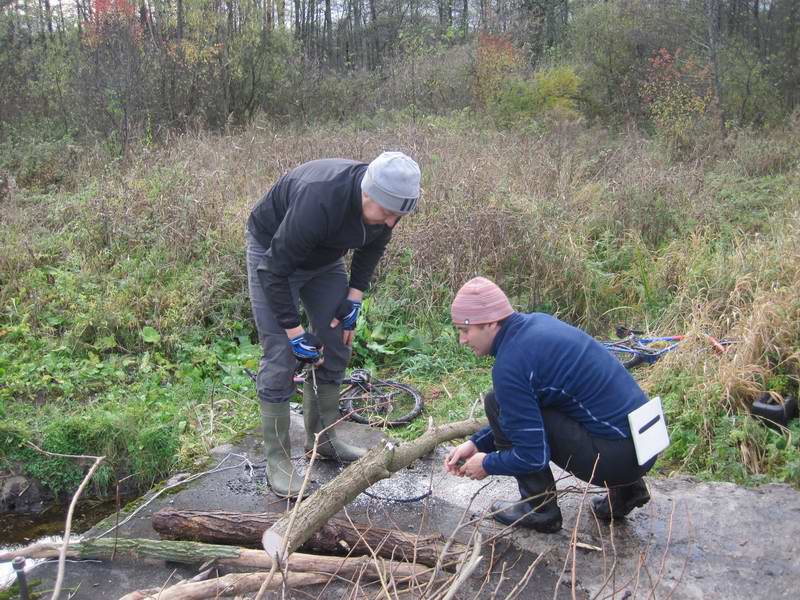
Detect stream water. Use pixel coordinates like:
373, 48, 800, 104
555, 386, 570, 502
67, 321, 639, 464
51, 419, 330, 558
1, 502, 117, 589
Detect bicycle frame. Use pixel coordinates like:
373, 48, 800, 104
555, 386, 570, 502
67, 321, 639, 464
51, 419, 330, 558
603, 331, 731, 368
608, 335, 684, 364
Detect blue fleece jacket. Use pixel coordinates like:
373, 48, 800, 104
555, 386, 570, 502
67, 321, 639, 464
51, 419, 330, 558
471, 312, 649, 476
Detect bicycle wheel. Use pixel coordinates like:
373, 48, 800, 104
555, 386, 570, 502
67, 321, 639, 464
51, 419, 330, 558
340, 380, 424, 427
604, 345, 643, 369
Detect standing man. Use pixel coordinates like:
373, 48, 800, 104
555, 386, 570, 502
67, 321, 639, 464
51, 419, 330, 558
445, 277, 656, 532
247, 152, 421, 498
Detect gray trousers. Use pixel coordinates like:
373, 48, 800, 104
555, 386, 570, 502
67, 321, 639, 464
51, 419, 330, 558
246, 231, 352, 404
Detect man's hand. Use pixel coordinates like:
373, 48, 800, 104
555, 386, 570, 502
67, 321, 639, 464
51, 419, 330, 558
461, 453, 488, 480
330, 289, 364, 346
444, 440, 478, 476
289, 331, 324, 364
333, 298, 362, 329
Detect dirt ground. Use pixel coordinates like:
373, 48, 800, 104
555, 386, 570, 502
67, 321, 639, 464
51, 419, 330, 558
6, 415, 799, 599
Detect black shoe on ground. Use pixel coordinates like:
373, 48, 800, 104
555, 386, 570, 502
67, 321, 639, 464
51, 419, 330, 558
591, 478, 650, 521
490, 497, 562, 533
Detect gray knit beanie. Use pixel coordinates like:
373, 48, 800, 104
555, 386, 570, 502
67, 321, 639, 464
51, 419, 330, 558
361, 151, 421, 214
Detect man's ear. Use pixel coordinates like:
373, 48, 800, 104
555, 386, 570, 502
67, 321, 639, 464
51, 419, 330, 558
485, 321, 501, 334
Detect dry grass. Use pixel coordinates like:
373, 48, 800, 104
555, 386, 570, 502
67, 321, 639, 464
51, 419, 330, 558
58, 114, 798, 333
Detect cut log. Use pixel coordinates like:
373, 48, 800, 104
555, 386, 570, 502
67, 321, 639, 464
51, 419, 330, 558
151, 508, 463, 569
118, 571, 329, 600
0, 538, 430, 581
263, 417, 487, 560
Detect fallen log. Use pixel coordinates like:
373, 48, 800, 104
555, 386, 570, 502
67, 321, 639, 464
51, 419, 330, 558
118, 571, 329, 600
151, 508, 463, 568
263, 417, 487, 560
0, 538, 430, 581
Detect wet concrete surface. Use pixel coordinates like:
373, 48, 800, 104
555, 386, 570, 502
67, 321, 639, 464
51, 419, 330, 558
7, 414, 800, 599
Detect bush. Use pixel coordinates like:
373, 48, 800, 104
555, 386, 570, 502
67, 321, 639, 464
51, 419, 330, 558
475, 33, 523, 109
0, 122, 79, 190
641, 48, 716, 159
490, 66, 581, 127
720, 38, 786, 127
568, 1, 648, 121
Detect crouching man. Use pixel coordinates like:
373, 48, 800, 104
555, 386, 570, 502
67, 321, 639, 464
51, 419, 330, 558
445, 277, 656, 532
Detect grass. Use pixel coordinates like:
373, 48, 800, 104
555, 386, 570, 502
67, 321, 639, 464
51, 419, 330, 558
1, 112, 799, 500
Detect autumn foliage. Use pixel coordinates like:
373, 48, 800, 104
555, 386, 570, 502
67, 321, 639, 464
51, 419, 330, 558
475, 33, 521, 109
641, 48, 713, 148
85, 0, 141, 47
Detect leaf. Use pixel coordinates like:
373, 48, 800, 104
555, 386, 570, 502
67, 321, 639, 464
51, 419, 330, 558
141, 326, 161, 344
367, 341, 395, 355
370, 323, 386, 341
96, 335, 117, 351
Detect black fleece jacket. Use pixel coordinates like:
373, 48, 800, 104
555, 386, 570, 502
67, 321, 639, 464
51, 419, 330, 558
247, 159, 392, 329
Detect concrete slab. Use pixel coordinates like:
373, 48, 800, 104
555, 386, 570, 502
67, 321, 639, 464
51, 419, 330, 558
8, 414, 800, 599
430, 456, 800, 600
12, 415, 574, 599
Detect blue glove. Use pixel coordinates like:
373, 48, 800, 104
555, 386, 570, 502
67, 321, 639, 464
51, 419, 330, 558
335, 299, 362, 330
290, 332, 323, 363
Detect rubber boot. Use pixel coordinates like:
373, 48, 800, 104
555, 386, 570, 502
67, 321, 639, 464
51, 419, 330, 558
591, 478, 650, 521
304, 383, 367, 462
491, 470, 563, 534
261, 401, 306, 498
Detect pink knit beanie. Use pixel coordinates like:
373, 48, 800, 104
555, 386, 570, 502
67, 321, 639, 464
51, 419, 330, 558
451, 277, 514, 325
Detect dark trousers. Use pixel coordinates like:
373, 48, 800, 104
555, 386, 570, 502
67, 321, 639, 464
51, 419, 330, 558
484, 390, 654, 489
246, 230, 352, 403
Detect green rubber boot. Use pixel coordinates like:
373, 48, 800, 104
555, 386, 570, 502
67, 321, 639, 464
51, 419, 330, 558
303, 383, 368, 462
261, 401, 305, 498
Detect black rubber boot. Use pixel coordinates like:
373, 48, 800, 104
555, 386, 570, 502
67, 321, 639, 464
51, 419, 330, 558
490, 470, 562, 534
591, 478, 650, 521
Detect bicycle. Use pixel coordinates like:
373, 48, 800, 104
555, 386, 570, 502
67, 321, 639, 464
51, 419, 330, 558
245, 366, 424, 428
601, 325, 734, 369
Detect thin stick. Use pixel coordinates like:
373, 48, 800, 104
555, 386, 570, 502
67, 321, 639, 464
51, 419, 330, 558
467, 392, 484, 420
489, 562, 508, 600
663, 502, 693, 600
501, 550, 546, 600
95, 453, 248, 539
439, 533, 483, 600
588, 495, 618, 600
647, 499, 677, 599
422, 481, 491, 597
253, 430, 322, 600
553, 457, 599, 600
427, 517, 482, 599
25, 442, 105, 600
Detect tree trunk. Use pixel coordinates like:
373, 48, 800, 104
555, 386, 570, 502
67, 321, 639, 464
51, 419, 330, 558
787, 1, 799, 111
276, 0, 285, 28
176, 0, 183, 42
74, 0, 82, 37
324, 0, 332, 66
266, 0, 273, 30
262, 418, 487, 561
43, 0, 53, 34
704, 0, 727, 134
0, 538, 430, 581
151, 508, 465, 569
